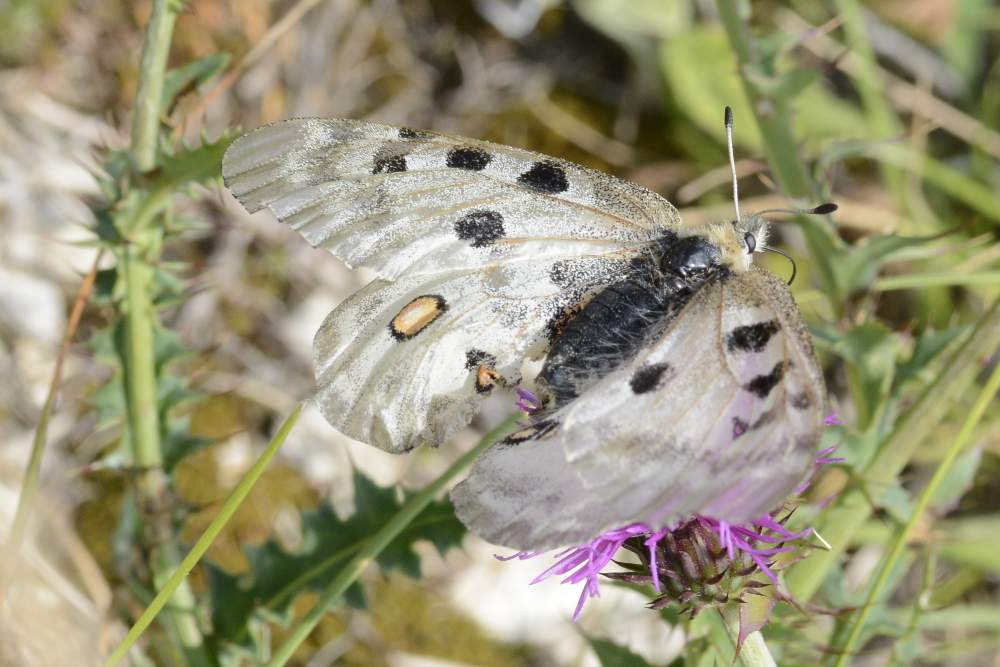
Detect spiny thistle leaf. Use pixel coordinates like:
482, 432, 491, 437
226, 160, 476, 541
157, 134, 234, 188
162, 53, 230, 113
206, 470, 467, 652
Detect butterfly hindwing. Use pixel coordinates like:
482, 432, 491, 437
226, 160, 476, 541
451, 269, 824, 551
222, 119, 682, 452
311, 254, 633, 452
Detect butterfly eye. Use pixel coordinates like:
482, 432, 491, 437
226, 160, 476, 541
744, 232, 757, 254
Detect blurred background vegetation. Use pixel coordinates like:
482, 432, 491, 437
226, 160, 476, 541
0, 0, 999, 665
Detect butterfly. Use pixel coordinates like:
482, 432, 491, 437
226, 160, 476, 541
221, 108, 830, 552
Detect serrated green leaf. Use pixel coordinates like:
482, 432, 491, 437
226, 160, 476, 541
158, 135, 234, 189
587, 637, 655, 667
162, 53, 229, 113
207, 469, 467, 652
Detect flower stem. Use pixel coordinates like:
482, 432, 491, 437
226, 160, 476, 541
264, 417, 516, 667
103, 404, 303, 667
832, 358, 1000, 666
787, 296, 1000, 600
721, 607, 777, 667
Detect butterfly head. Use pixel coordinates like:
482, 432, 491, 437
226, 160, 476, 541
678, 214, 769, 276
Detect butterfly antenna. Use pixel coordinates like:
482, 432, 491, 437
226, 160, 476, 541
756, 202, 839, 217
762, 245, 798, 285
725, 106, 741, 225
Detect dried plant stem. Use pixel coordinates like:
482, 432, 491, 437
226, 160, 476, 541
787, 296, 1000, 600
265, 417, 517, 667
1, 252, 102, 593
833, 356, 1000, 666
103, 404, 303, 667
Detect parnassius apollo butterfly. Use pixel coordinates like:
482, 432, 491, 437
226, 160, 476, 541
222, 108, 831, 552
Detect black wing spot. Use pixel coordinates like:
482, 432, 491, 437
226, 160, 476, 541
446, 146, 493, 171
517, 160, 569, 194
732, 417, 749, 439
373, 154, 407, 174
744, 362, 785, 398
454, 210, 505, 248
499, 420, 557, 448
629, 362, 673, 394
726, 320, 780, 353
465, 348, 496, 370
398, 127, 426, 139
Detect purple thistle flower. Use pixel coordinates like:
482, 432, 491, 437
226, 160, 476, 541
496, 433, 845, 621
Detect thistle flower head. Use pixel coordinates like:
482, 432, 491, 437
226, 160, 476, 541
497, 421, 845, 625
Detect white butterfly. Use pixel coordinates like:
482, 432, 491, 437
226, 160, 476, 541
222, 109, 828, 551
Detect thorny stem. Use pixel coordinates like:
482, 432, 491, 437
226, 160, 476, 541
123, 0, 210, 661
131, 0, 179, 172
832, 358, 1000, 666
264, 416, 517, 667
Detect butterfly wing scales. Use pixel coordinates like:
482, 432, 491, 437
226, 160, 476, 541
451, 270, 824, 551
223, 118, 683, 452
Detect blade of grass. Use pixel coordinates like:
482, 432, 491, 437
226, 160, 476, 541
874, 271, 1000, 291
264, 416, 517, 667
831, 356, 1000, 666
103, 403, 303, 667
787, 296, 1000, 599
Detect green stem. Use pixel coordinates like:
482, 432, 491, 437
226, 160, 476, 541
832, 359, 1000, 666
103, 404, 303, 667
122, 247, 163, 489
788, 296, 1000, 599
715, 0, 844, 310
121, 0, 210, 661
131, 0, 179, 171
265, 417, 516, 667
874, 271, 1000, 291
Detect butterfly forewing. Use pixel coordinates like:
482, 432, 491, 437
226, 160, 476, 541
222, 119, 681, 452
451, 270, 824, 551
